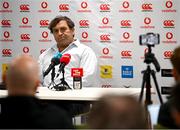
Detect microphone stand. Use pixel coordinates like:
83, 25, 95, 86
48, 67, 56, 89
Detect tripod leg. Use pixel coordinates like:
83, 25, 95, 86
151, 71, 163, 104
139, 71, 146, 102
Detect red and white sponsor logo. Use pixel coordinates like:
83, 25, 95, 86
22, 17, 29, 24
123, 32, 130, 39
81, 1, 88, 9
3, 31, 10, 38
102, 85, 112, 88
121, 51, 132, 58
23, 47, 29, 53
120, 20, 131, 27
21, 34, 30, 40
142, 3, 152, 10
20, 4, 29, 11
39, 20, 49, 26
59, 4, 69, 11
163, 20, 174, 27
100, 34, 110, 41
40, 49, 46, 54
144, 17, 151, 25
71, 68, 83, 77
1, 20, 11, 26
122, 1, 130, 8
166, 1, 173, 8
79, 20, 89, 27
42, 31, 48, 38
2, 49, 12, 56
41, 1, 48, 9
81, 32, 88, 39
102, 48, 109, 55
166, 32, 173, 40
102, 17, 109, 25
164, 51, 173, 58
100, 4, 110, 11
3, 2, 9, 9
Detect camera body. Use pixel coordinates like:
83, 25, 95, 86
139, 33, 160, 46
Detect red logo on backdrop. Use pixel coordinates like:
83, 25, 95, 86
144, 17, 151, 25
41, 1, 48, 9
122, 1, 130, 8
121, 51, 132, 58
164, 51, 173, 58
20, 4, 29, 11
71, 68, 83, 77
1, 20, 11, 26
103, 48, 109, 55
166, 1, 173, 8
42, 31, 48, 38
2, 49, 12, 57
100, 4, 110, 11
40, 49, 46, 54
23, 47, 29, 53
40, 20, 49, 26
59, 4, 69, 11
142, 3, 152, 10
123, 32, 130, 39
22, 17, 29, 24
163, 20, 174, 27
4, 31, 10, 38
82, 32, 88, 39
100, 34, 110, 41
166, 32, 173, 39
121, 20, 131, 27
79, 20, 89, 27
3, 2, 9, 9
81, 1, 88, 9
102, 17, 109, 25
21, 34, 30, 40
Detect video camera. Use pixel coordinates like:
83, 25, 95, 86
139, 33, 160, 46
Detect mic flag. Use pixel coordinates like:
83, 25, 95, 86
43, 52, 62, 77
71, 68, 83, 89
58, 54, 71, 73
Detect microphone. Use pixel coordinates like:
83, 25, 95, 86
58, 54, 71, 73
43, 52, 62, 77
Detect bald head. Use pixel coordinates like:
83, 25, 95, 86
6, 55, 40, 96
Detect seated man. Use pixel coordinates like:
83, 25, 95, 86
0, 54, 73, 129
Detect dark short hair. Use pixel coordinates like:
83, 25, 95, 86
171, 46, 180, 74
48, 15, 75, 33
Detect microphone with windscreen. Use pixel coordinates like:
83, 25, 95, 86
58, 54, 71, 73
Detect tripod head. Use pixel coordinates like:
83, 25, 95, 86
144, 45, 160, 72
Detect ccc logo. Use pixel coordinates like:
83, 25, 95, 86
100, 35, 110, 41
100, 4, 110, 10
164, 51, 173, 58
142, 3, 152, 10
121, 20, 131, 27
102, 48, 109, 55
40, 20, 49, 26
79, 20, 89, 26
4, 31, 10, 38
20, 4, 29, 10
102, 17, 109, 24
42, 31, 48, 38
123, 32, 130, 39
166, 32, 173, 39
81, 2, 88, 9
82, 32, 88, 39
3, 2, 9, 9
21, 34, 30, 40
121, 51, 132, 57
122, 1, 130, 8
166, 1, 173, 8
2, 49, 12, 55
144, 17, 151, 25
1, 20, 11, 26
41, 1, 48, 9
163, 20, 174, 27
59, 4, 69, 10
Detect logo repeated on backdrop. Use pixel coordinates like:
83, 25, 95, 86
99, 4, 110, 12
59, 4, 69, 12
121, 66, 133, 78
77, 1, 91, 12
2, 49, 12, 57
140, 17, 155, 29
39, 31, 52, 42
23, 47, 30, 53
141, 3, 153, 12
0, 1, 12, 13
120, 20, 132, 28
121, 50, 132, 59
40, 49, 46, 54
161, 69, 173, 77
1, 19, 11, 27
19, 4, 30, 12
39, 20, 49, 28
161, 86, 173, 95
100, 65, 112, 78
163, 20, 175, 28
119, 1, 133, 12
38, 1, 51, 13
162, 32, 177, 44
0, 31, 13, 42
140, 48, 149, 59
99, 34, 111, 43
163, 50, 173, 59
20, 33, 31, 42
162, 0, 176, 12
79, 20, 89, 28
98, 17, 112, 29
80, 31, 92, 43
19, 17, 32, 28
119, 32, 134, 43
99, 47, 113, 59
